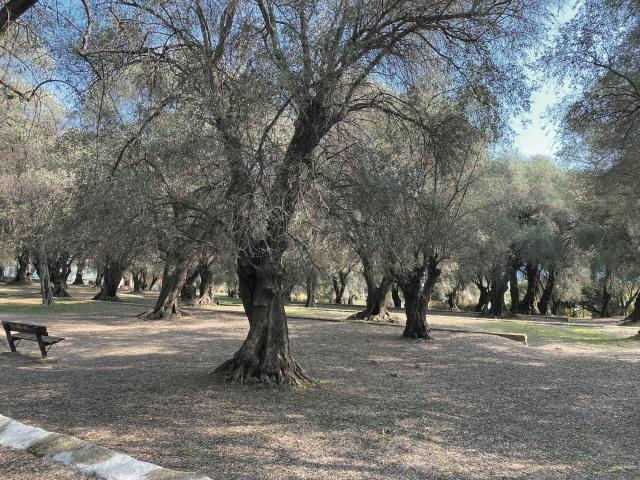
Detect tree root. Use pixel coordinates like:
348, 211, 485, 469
214, 357, 312, 386
347, 310, 398, 323
346, 310, 368, 320
620, 317, 640, 326
92, 293, 119, 302
481, 312, 511, 319
402, 329, 432, 340
193, 295, 217, 307
136, 308, 191, 320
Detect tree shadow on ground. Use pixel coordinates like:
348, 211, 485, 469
0, 312, 638, 479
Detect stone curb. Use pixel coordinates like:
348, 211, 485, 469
0, 414, 211, 480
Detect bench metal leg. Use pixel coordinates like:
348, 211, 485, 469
36, 335, 47, 359
3, 324, 16, 353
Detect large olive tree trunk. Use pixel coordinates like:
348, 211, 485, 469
447, 287, 459, 310
599, 272, 613, 318
623, 291, 640, 323
349, 252, 392, 321
391, 284, 402, 308
50, 253, 72, 298
520, 262, 540, 314
358, 275, 392, 319
148, 274, 159, 291
180, 268, 200, 301
36, 253, 54, 305
538, 267, 556, 315
140, 254, 190, 319
214, 246, 310, 384
305, 273, 317, 307
488, 268, 510, 317
95, 264, 104, 288
474, 277, 489, 313
331, 268, 351, 304
194, 260, 216, 306
72, 259, 86, 285
216, 113, 327, 385
398, 271, 428, 339
93, 260, 124, 301
132, 270, 147, 292
13, 249, 30, 283
397, 256, 441, 339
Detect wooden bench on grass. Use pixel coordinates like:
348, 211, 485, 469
2, 321, 65, 359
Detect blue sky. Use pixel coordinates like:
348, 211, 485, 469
511, 84, 562, 157
511, 84, 560, 155
510, 2, 580, 158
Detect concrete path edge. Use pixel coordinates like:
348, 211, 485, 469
0, 414, 211, 480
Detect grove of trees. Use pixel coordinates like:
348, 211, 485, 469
1, 0, 639, 384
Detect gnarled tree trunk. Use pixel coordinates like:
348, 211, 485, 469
305, 273, 317, 307
520, 262, 540, 315
215, 247, 310, 384
180, 268, 200, 301
13, 250, 30, 283
400, 276, 429, 339
358, 275, 392, 320
538, 267, 556, 315
551, 295, 562, 315
93, 260, 124, 301
391, 283, 402, 308
422, 261, 441, 311
599, 272, 613, 318
140, 253, 190, 319
50, 253, 72, 298
447, 287, 459, 311
95, 264, 104, 288
148, 274, 159, 291
474, 277, 489, 313
623, 291, 640, 324
132, 270, 147, 292
396, 256, 441, 339
331, 266, 353, 304
195, 260, 216, 306
349, 252, 392, 321
488, 269, 510, 317
36, 252, 54, 306
332, 270, 349, 304
73, 259, 86, 285
216, 116, 327, 385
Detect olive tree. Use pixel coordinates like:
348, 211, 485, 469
80, 0, 552, 383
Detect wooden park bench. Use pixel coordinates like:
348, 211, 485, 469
2, 321, 65, 359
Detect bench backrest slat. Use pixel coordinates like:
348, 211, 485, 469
2, 321, 48, 335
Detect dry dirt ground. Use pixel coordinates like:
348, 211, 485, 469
0, 301, 639, 479
0, 445, 88, 479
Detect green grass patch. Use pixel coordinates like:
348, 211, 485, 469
2, 285, 637, 348
206, 301, 639, 347
0, 298, 117, 315
428, 316, 638, 347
